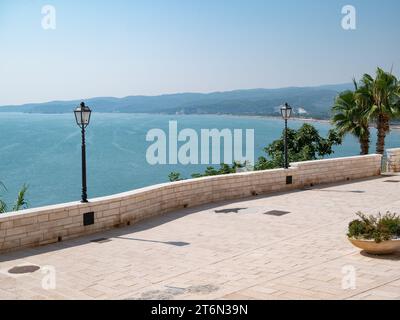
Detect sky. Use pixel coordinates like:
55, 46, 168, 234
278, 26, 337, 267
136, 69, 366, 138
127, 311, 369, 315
0, 0, 400, 105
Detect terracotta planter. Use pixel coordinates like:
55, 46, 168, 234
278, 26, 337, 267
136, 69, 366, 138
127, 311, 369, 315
348, 238, 400, 255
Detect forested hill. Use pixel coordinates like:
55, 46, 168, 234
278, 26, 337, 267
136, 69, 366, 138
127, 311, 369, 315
0, 83, 352, 119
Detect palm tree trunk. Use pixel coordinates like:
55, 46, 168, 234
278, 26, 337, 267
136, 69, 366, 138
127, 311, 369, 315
360, 131, 370, 155
376, 113, 390, 154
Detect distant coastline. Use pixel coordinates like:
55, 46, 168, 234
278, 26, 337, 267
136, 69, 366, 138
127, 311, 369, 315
211, 113, 331, 124
0, 109, 331, 124
2, 109, 400, 130
0, 83, 353, 118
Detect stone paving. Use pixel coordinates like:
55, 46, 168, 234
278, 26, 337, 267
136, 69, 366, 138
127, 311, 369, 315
0, 175, 400, 300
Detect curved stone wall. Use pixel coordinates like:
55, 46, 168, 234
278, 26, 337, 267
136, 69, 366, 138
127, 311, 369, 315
0, 154, 382, 253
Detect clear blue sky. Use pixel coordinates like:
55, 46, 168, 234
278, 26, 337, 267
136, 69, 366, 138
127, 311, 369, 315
1, 0, 399, 105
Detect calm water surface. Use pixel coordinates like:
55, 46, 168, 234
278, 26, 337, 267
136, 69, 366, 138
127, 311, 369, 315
0, 113, 399, 208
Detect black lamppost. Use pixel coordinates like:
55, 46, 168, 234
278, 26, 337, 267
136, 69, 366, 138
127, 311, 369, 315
74, 102, 92, 203
280, 103, 292, 169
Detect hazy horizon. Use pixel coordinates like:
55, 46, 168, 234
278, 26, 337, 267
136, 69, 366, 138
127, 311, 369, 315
0, 81, 355, 107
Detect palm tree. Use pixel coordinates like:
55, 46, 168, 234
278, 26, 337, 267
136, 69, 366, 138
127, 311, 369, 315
12, 184, 29, 211
0, 182, 7, 213
332, 82, 371, 155
0, 183, 29, 214
360, 68, 400, 154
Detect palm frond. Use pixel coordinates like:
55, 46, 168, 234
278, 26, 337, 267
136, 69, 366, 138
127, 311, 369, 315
0, 200, 7, 214
0, 181, 7, 192
12, 184, 29, 212
0, 181, 7, 214
331, 87, 371, 154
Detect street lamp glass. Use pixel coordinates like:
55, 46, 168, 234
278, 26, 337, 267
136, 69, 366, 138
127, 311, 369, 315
74, 102, 92, 127
280, 103, 292, 120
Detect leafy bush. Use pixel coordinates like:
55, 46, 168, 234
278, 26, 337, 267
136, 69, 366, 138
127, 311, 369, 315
169, 162, 247, 181
348, 212, 400, 243
168, 124, 342, 179
191, 162, 245, 179
254, 124, 342, 170
168, 172, 182, 182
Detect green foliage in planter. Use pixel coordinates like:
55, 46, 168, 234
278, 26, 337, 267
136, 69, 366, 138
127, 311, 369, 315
348, 212, 400, 243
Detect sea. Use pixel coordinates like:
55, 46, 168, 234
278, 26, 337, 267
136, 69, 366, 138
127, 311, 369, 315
0, 112, 399, 208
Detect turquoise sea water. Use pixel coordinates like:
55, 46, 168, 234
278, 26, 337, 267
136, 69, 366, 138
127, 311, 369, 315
0, 112, 399, 208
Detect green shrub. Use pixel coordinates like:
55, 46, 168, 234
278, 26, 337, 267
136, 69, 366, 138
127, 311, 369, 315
168, 172, 182, 182
348, 219, 366, 237
347, 212, 400, 243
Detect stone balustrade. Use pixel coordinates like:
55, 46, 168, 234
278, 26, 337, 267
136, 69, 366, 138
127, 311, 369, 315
386, 148, 400, 173
0, 154, 382, 254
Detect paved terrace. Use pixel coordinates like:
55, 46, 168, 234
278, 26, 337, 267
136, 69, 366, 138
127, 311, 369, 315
0, 175, 399, 300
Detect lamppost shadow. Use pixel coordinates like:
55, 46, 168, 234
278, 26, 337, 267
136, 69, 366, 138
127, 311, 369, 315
114, 236, 190, 247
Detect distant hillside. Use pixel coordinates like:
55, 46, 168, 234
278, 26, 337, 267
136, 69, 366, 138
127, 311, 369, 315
0, 84, 353, 119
